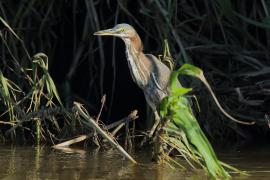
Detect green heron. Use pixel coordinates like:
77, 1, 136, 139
94, 23, 254, 138
94, 23, 174, 137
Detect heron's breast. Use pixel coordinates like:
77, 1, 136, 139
125, 48, 150, 88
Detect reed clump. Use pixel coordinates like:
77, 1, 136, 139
0, 17, 70, 143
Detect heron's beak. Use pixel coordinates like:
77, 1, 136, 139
93, 28, 118, 36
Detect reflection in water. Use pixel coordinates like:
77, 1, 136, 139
0, 145, 270, 179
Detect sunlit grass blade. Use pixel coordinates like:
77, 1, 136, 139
0, 16, 21, 40
0, 71, 15, 121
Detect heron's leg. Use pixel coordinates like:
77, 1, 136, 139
148, 111, 160, 138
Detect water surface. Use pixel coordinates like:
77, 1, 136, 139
0, 144, 270, 179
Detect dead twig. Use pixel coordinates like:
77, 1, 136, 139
52, 135, 89, 148
93, 94, 106, 147
73, 102, 137, 164
106, 110, 138, 130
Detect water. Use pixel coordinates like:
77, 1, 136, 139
0, 144, 269, 180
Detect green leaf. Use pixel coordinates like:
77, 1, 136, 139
171, 87, 192, 97
159, 97, 170, 118
47, 74, 63, 106
177, 64, 203, 77
0, 71, 15, 121
169, 71, 179, 91
0, 71, 11, 100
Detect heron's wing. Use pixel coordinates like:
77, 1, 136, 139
145, 54, 175, 93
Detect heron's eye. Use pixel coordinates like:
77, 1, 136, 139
119, 28, 125, 33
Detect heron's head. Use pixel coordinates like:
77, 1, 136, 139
94, 24, 137, 40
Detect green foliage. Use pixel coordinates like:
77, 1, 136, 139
0, 17, 68, 143
159, 63, 246, 179
178, 64, 255, 125
32, 53, 63, 107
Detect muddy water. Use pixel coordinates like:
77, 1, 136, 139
0, 144, 269, 180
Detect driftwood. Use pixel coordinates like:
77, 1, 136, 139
107, 110, 138, 129
73, 102, 137, 163
53, 102, 137, 164
52, 135, 89, 148
53, 109, 138, 147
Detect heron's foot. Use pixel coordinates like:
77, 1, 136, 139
139, 126, 159, 147
139, 130, 157, 147
139, 136, 148, 147
148, 119, 160, 138
148, 111, 161, 138
140, 111, 161, 146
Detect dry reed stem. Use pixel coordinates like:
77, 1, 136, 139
52, 135, 88, 148
73, 102, 137, 164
